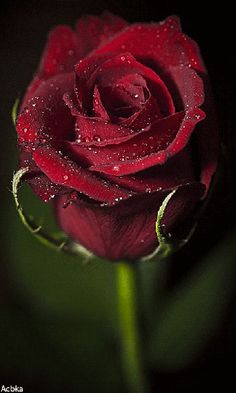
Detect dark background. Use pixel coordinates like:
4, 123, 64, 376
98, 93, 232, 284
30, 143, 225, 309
0, 1, 236, 392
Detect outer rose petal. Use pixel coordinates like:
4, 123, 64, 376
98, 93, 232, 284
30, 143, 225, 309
32, 146, 133, 204
75, 11, 128, 55
22, 12, 128, 108
17, 73, 74, 146
54, 182, 204, 261
103, 147, 196, 192
54, 191, 166, 260
90, 16, 205, 74
27, 174, 68, 202
195, 75, 219, 193
22, 27, 80, 107
167, 65, 204, 110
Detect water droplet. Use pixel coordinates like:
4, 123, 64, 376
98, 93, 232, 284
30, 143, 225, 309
114, 196, 123, 202
93, 135, 101, 142
23, 127, 28, 133
113, 165, 120, 172
63, 175, 69, 181
145, 187, 151, 193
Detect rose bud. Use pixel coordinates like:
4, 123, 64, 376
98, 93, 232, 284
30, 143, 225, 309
15, 12, 218, 261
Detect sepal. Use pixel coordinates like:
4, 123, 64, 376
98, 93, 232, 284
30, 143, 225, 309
12, 167, 93, 262
141, 189, 196, 262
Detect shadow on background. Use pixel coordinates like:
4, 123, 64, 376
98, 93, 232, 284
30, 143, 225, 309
0, 1, 236, 392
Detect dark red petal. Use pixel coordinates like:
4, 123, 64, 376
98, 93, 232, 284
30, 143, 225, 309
68, 109, 205, 176
22, 27, 80, 108
70, 115, 137, 146
98, 72, 148, 112
103, 147, 195, 192
162, 182, 205, 236
54, 181, 204, 261
91, 52, 175, 117
195, 76, 219, 194
19, 147, 39, 172
75, 11, 128, 55
121, 95, 162, 130
168, 65, 204, 110
74, 53, 112, 111
32, 146, 133, 204
17, 73, 74, 146
27, 173, 68, 202
54, 190, 166, 260
92, 85, 110, 120
64, 93, 161, 145
91, 16, 205, 74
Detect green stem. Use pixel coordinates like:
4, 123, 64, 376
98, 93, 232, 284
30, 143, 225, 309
116, 262, 150, 393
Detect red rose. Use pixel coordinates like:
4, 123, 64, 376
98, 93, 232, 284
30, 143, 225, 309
16, 12, 218, 261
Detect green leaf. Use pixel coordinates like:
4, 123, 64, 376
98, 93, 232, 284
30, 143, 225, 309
148, 231, 236, 370
12, 167, 93, 261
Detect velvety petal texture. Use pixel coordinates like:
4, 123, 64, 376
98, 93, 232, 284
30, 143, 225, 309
16, 12, 219, 261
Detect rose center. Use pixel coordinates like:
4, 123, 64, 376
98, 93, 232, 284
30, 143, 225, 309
95, 73, 150, 119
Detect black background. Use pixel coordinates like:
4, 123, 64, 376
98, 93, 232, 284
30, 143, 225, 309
0, 1, 236, 392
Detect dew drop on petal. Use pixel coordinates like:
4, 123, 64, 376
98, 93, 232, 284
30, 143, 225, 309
113, 165, 120, 172
93, 135, 101, 142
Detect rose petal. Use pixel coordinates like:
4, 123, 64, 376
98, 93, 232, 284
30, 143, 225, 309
68, 113, 137, 146
75, 11, 128, 55
97, 72, 149, 118
162, 182, 205, 236
91, 16, 205, 74
74, 52, 174, 117
22, 27, 80, 107
33, 146, 133, 203
121, 95, 162, 130
17, 73, 74, 146
89, 52, 175, 117
27, 173, 68, 202
74, 53, 112, 112
22, 12, 127, 109
195, 75, 219, 193
54, 190, 166, 260
54, 181, 205, 261
167, 65, 204, 110
103, 147, 195, 192
92, 85, 110, 120
67, 109, 205, 175
64, 92, 161, 145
